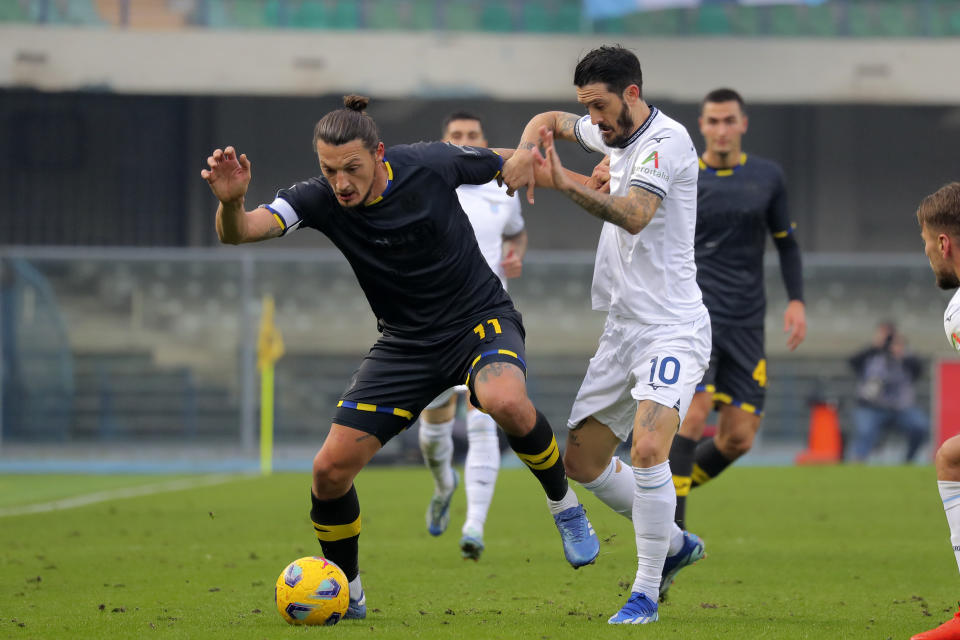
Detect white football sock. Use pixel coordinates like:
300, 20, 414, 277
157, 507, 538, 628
577, 457, 686, 555
463, 410, 500, 535
348, 575, 363, 600
667, 522, 686, 557
938, 481, 960, 573
631, 461, 675, 598
580, 456, 634, 519
419, 418, 455, 495
547, 486, 580, 515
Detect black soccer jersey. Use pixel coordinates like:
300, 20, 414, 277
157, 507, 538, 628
266, 142, 514, 336
694, 153, 800, 328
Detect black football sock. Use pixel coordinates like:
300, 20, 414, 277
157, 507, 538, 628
668, 434, 697, 529
310, 485, 361, 582
506, 410, 569, 502
691, 437, 734, 488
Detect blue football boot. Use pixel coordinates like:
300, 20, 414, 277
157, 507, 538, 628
659, 530, 705, 600
608, 592, 659, 624
552, 504, 600, 568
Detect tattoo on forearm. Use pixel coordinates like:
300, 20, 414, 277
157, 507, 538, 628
521, 142, 536, 151
563, 184, 659, 233
566, 183, 633, 228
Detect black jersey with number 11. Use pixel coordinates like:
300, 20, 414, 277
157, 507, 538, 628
265, 142, 514, 337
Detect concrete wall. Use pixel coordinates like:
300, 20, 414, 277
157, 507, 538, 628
2, 26, 960, 104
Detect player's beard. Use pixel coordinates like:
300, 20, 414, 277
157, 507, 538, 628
935, 266, 960, 290
604, 103, 637, 147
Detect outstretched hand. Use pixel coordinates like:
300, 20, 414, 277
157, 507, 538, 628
586, 156, 611, 193
532, 127, 570, 192
502, 148, 537, 204
201, 146, 251, 205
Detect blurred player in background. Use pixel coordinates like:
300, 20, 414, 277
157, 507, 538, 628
503, 45, 710, 625
669, 88, 806, 530
200, 95, 600, 620
912, 182, 960, 640
418, 111, 528, 561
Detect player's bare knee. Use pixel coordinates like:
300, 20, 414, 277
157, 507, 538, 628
936, 436, 960, 480
311, 456, 352, 500
717, 431, 755, 459
562, 447, 589, 483
630, 436, 662, 469
563, 448, 608, 484
483, 395, 533, 435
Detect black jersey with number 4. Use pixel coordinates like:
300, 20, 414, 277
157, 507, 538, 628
267, 142, 513, 336
694, 153, 796, 328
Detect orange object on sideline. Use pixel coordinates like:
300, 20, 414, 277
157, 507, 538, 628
795, 403, 843, 465
911, 606, 960, 640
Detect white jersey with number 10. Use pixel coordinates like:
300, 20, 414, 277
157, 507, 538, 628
574, 107, 705, 325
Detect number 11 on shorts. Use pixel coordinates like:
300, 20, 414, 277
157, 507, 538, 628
649, 356, 680, 385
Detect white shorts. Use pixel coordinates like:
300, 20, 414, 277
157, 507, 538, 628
424, 385, 469, 411
567, 312, 711, 442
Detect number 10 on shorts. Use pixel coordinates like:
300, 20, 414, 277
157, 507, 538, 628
649, 356, 680, 385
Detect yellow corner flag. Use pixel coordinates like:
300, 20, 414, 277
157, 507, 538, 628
258, 295, 284, 475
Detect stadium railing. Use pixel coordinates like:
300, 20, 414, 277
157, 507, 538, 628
4, 0, 960, 37
0, 247, 946, 470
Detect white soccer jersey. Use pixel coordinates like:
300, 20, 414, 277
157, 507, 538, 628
574, 107, 705, 324
946, 289, 960, 352
456, 180, 525, 289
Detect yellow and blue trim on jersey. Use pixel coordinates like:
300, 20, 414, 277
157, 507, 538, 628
491, 149, 504, 180
366, 160, 394, 206
265, 207, 287, 232
773, 222, 798, 239
695, 384, 763, 416
699, 153, 747, 177
336, 399, 413, 420
464, 349, 527, 386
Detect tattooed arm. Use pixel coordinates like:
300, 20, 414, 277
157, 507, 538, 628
517, 111, 581, 149
564, 182, 661, 235
537, 128, 661, 235
502, 111, 583, 204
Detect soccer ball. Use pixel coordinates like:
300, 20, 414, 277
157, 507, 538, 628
274, 556, 350, 626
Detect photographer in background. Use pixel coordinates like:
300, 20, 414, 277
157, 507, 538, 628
848, 322, 928, 463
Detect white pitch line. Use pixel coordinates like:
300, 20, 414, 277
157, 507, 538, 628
0, 474, 246, 518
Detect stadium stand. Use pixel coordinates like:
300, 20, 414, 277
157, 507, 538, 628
5, 0, 960, 37
1, 250, 946, 458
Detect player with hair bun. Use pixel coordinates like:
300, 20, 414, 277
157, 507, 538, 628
201, 95, 601, 620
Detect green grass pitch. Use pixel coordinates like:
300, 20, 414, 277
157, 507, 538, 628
0, 465, 955, 639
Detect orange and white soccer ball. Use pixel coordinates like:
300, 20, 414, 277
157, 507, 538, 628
275, 557, 350, 625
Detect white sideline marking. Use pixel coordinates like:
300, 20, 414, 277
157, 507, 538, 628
0, 474, 244, 518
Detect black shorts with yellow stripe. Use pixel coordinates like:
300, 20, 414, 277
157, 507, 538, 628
334, 310, 527, 444
696, 322, 767, 416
